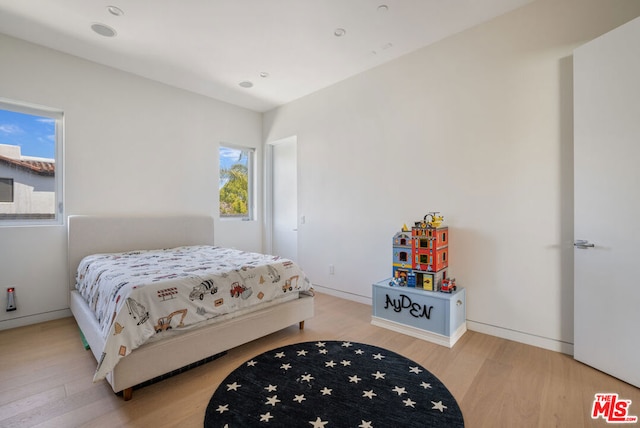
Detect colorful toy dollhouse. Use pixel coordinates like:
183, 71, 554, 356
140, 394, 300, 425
392, 212, 456, 292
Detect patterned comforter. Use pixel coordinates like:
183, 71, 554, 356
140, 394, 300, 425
75, 245, 312, 381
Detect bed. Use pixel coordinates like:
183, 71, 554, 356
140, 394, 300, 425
67, 215, 314, 400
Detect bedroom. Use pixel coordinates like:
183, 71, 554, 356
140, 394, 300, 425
1, 0, 639, 425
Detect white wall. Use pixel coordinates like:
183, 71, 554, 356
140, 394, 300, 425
263, 0, 640, 352
2, 0, 639, 350
0, 34, 263, 330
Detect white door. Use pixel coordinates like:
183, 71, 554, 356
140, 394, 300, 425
270, 137, 298, 262
574, 17, 640, 388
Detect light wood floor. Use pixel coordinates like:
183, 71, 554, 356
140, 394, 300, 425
1, 292, 638, 427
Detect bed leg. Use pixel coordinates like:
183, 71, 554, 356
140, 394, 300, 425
122, 387, 133, 401
299, 320, 305, 330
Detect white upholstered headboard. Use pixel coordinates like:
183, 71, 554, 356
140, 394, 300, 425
67, 215, 214, 290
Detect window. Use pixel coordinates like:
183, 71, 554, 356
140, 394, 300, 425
219, 145, 254, 220
0, 178, 13, 202
0, 99, 63, 225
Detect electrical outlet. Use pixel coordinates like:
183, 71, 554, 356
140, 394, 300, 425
6, 287, 16, 311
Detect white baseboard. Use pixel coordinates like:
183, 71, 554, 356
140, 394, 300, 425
0, 308, 71, 331
312, 284, 372, 305
313, 285, 574, 356
467, 320, 574, 355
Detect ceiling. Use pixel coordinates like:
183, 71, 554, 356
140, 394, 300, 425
0, 0, 533, 112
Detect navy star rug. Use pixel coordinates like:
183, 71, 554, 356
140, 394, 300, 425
204, 340, 464, 427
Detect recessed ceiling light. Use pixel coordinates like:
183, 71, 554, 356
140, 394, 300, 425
259, 72, 269, 78
239, 81, 254, 88
91, 23, 117, 37
107, 6, 124, 16
334, 28, 346, 37
378, 5, 389, 12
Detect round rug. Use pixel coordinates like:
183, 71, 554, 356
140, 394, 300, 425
205, 340, 464, 427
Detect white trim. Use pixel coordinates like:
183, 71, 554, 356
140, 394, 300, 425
0, 308, 71, 331
0, 98, 63, 118
466, 320, 574, 355
312, 284, 371, 305
371, 316, 467, 348
264, 142, 273, 254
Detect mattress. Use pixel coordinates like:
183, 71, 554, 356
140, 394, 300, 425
74, 245, 311, 381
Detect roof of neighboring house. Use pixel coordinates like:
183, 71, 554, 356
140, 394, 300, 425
0, 155, 55, 176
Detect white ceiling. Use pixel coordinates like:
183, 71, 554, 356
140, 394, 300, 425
0, 0, 532, 112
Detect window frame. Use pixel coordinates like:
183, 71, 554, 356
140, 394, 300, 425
0, 98, 64, 227
218, 143, 255, 221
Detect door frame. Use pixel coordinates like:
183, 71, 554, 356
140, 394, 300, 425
265, 135, 297, 257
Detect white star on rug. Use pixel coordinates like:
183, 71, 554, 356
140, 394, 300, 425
409, 366, 423, 374
260, 412, 274, 422
246, 360, 257, 367
362, 389, 377, 399
359, 421, 373, 428
421, 382, 432, 389
265, 384, 277, 392
226, 382, 240, 391
293, 394, 306, 403
341, 360, 352, 366
355, 349, 365, 355
216, 404, 229, 414
309, 417, 329, 427
432, 401, 447, 412
320, 387, 332, 395
325, 360, 337, 368
392, 386, 407, 396
265, 395, 281, 406
301, 373, 315, 382
372, 371, 386, 379
298, 349, 309, 356
315, 342, 326, 347
281, 363, 292, 370
319, 348, 329, 354
275, 352, 285, 359
403, 398, 416, 408
342, 342, 353, 347
349, 374, 362, 383
372, 353, 385, 360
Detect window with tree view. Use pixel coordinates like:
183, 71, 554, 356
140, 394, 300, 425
219, 145, 254, 220
0, 100, 63, 225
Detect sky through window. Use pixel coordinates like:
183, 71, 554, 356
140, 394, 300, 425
0, 109, 55, 159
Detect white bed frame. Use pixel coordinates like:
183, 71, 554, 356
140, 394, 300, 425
67, 215, 314, 400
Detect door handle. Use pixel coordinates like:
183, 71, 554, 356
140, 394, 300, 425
574, 240, 595, 249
